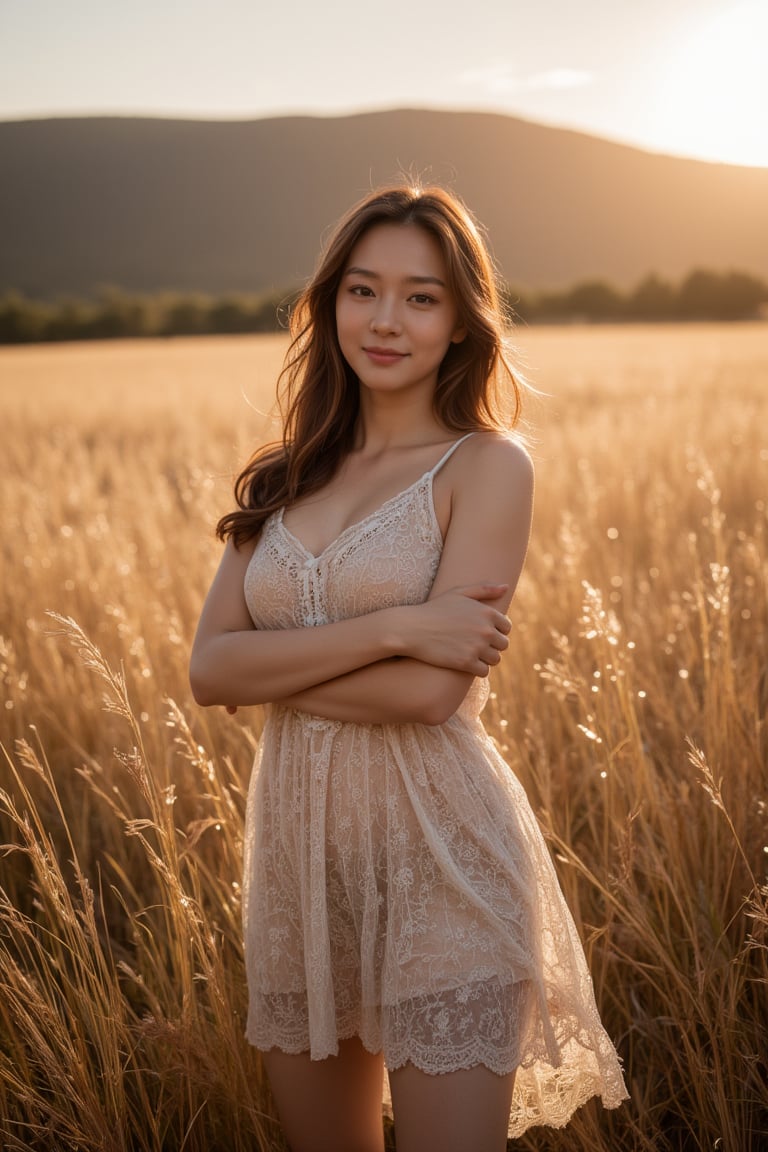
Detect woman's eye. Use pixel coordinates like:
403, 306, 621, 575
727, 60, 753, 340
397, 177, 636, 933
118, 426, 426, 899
410, 293, 437, 305
350, 285, 374, 297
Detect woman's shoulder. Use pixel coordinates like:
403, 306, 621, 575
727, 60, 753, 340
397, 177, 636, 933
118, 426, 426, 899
457, 430, 534, 486
437, 432, 533, 528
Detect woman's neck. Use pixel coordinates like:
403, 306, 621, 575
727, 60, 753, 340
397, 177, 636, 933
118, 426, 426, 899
354, 390, 445, 453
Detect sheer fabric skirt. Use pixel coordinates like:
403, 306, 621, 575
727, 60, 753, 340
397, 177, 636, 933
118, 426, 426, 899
242, 700, 628, 1136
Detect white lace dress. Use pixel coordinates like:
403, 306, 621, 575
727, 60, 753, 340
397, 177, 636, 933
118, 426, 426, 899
242, 436, 628, 1136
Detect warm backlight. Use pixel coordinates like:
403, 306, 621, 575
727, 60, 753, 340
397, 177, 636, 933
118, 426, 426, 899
654, 0, 768, 167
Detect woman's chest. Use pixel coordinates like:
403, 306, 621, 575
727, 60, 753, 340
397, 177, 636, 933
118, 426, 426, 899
244, 487, 443, 629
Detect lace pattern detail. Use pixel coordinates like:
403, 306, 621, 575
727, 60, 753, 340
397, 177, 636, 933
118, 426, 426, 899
242, 443, 628, 1136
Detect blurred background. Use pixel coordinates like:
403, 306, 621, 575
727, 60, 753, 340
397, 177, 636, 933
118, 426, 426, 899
1, 0, 768, 335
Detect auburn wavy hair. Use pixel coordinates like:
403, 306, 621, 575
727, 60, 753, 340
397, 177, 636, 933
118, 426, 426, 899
217, 183, 524, 547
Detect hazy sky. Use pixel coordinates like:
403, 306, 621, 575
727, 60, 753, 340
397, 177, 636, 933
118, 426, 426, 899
2, 0, 767, 167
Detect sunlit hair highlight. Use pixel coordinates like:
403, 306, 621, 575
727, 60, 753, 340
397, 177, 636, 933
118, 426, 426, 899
217, 183, 524, 546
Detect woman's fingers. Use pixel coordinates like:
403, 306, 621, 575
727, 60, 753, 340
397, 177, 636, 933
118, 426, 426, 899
408, 585, 513, 671
453, 585, 512, 637
457, 582, 509, 604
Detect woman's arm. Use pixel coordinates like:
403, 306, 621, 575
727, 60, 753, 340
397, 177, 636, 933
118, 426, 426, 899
274, 658, 473, 726
189, 536, 511, 707
273, 436, 535, 725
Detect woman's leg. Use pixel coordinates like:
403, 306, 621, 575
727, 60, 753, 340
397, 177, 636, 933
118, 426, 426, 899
262, 1036, 386, 1152
388, 1063, 516, 1152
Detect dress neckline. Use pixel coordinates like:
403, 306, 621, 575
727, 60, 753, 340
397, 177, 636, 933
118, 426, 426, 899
277, 433, 475, 563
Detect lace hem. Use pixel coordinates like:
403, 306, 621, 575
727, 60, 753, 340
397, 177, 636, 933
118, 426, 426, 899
245, 977, 628, 1137
246, 1021, 627, 1139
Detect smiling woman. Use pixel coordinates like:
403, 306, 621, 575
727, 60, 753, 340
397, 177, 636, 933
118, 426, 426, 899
189, 183, 628, 1152
653, 0, 768, 167
335, 224, 467, 405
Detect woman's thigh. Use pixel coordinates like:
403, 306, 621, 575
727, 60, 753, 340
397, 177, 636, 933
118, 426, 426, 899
388, 1062, 516, 1152
261, 1037, 386, 1152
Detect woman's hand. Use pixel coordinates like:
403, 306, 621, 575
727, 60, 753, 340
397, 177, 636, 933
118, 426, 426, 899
398, 583, 511, 677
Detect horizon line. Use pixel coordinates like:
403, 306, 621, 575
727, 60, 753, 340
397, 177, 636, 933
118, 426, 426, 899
1, 103, 767, 172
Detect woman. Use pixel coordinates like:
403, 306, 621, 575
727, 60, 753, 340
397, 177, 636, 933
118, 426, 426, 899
190, 184, 627, 1152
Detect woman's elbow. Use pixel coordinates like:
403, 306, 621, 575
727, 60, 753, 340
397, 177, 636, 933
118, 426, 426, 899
410, 677, 467, 726
416, 701, 456, 726
421, 698, 463, 726
190, 683, 214, 708
189, 652, 217, 707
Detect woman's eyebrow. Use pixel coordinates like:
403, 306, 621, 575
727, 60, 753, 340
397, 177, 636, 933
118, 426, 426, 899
344, 266, 446, 287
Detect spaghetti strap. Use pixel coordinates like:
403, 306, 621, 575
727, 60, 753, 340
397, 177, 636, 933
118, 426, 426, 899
427, 432, 476, 478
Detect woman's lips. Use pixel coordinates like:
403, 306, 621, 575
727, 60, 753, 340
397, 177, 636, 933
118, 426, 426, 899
364, 347, 408, 365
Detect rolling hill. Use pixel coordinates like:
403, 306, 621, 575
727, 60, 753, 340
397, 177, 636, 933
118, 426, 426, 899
1, 109, 767, 299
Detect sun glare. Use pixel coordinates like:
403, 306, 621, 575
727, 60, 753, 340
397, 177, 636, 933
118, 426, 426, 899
653, 0, 768, 166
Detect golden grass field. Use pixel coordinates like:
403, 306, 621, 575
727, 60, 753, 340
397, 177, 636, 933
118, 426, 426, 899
1, 325, 767, 1150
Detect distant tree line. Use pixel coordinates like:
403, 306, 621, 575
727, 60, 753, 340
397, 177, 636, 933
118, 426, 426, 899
506, 269, 768, 323
1, 269, 767, 344
0, 288, 293, 345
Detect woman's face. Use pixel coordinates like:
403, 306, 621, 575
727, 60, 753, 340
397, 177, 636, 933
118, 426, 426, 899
335, 222, 466, 402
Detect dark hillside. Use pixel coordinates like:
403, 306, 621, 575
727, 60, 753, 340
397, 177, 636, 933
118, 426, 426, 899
1, 110, 767, 297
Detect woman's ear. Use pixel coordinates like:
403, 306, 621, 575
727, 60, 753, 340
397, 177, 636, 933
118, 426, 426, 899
450, 324, 467, 344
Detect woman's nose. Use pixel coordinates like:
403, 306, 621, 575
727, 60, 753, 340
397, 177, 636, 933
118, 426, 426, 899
369, 301, 401, 335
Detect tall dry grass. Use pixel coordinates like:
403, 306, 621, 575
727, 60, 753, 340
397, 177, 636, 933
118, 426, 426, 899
0, 326, 766, 1150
